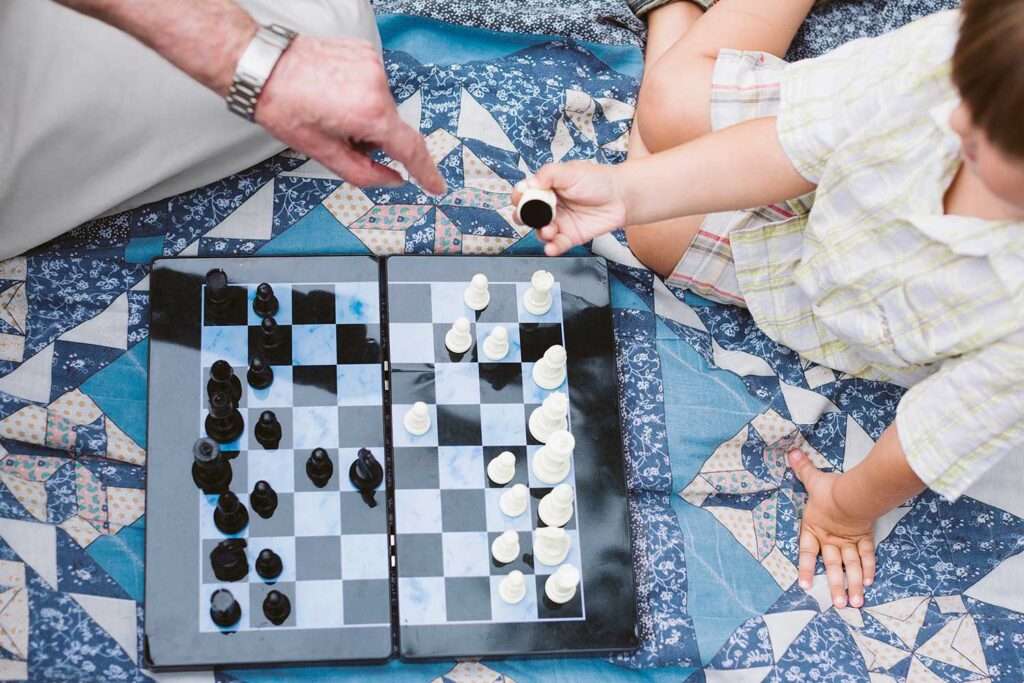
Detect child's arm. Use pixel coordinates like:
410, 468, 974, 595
788, 424, 925, 608
511, 117, 816, 255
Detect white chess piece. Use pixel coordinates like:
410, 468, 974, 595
538, 483, 574, 527
532, 430, 574, 484
532, 345, 567, 390
534, 527, 571, 566
482, 326, 510, 360
544, 563, 580, 604
516, 188, 557, 229
528, 391, 568, 443
499, 570, 527, 604
486, 451, 516, 485
524, 270, 554, 316
403, 401, 431, 436
491, 530, 520, 564
445, 316, 473, 354
464, 273, 490, 310
499, 483, 529, 517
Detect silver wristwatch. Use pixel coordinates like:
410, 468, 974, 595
226, 23, 298, 121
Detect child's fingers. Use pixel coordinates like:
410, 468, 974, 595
821, 544, 847, 608
539, 224, 559, 242
858, 538, 876, 587
842, 545, 864, 608
797, 530, 819, 590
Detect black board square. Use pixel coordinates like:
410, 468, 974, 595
390, 364, 436, 405
440, 489, 486, 532
247, 324, 293, 366
444, 578, 493, 622
337, 324, 383, 364
204, 286, 248, 326
292, 366, 338, 406
337, 406, 385, 448
478, 364, 523, 404
343, 580, 391, 625
473, 284, 517, 324
388, 284, 433, 323
518, 323, 563, 363
436, 405, 481, 446
396, 534, 443, 577
393, 448, 440, 489
535, 574, 583, 619
291, 285, 336, 325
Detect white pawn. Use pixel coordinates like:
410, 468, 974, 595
524, 270, 554, 316
491, 530, 520, 564
538, 483, 574, 527
464, 273, 490, 310
545, 564, 580, 604
483, 326, 510, 361
499, 570, 527, 604
487, 451, 516, 485
534, 527, 571, 566
532, 345, 567, 390
445, 316, 473, 354
499, 483, 529, 517
532, 430, 574, 484
528, 391, 568, 443
403, 401, 431, 436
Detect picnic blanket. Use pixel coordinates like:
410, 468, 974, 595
2, 3, 1022, 682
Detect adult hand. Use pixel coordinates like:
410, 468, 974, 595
256, 35, 446, 194
510, 162, 627, 256
788, 449, 877, 609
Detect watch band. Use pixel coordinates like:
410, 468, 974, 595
226, 23, 298, 122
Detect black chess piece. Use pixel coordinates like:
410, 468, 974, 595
263, 590, 291, 625
207, 360, 243, 404
213, 491, 249, 534
205, 269, 229, 306
191, 437, 232, 493
249, 480, 278, 518
349, 448, 383, 492
246, 354, 274, 390
253, 283, 279, 319
209, 538, 249, 582
259, 317, 282, 350
204, 391, 244, 444
305, 448, 334, 488
209, 589, 241, 628
255, 548, 283, 580
253, 411, 282, 450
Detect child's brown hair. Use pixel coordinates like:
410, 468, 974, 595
953, 0, 1024, 158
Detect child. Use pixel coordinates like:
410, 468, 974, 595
512, 0, 1024, 610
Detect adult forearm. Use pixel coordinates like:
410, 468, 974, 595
833, 424, 926, 522
617, 117, 816, 226
54, 0, 256, 96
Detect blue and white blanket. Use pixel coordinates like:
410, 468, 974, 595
0, 5, 1020, 682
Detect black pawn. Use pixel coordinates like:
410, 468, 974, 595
253, 283, 279, 319
250, 480, 278, 518
207, 360, 242, 404
349, 448, 384, 493
206, 269, 229, 306
306, 448, 334, 488
247, 354, 274, 390
192, 437, 232, 493
205, 391, 244, 444
213, 491, 249, 534
254, 410, 282, 450
209, 589, 241, 628
255, 548, 283, 580
259, 317, 282, 351
209, 538, 248, 582
263, 590, 291, 625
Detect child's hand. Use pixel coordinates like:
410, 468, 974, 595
788, 449, 877, 609
511, 162, 628, 256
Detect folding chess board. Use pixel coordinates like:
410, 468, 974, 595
145, 255, 637, 669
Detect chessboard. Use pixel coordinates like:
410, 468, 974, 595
144, 255, 636, 669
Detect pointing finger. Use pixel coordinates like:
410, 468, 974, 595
375, 117, 446, 195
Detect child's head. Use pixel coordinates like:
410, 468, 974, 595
950, 0, 1024, 215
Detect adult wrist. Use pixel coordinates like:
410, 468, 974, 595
208, 14, 260, 97
225, 23, 298, 121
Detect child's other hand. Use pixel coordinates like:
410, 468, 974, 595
511, 162, 627, 256
788, 449, 876, 609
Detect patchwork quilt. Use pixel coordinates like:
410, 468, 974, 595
0, 6, 1020, 683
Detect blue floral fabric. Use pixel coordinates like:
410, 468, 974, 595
0, 6, 1020, 683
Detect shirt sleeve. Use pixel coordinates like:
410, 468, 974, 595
896, 331, 1024, 501
775, 10, 960, 184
